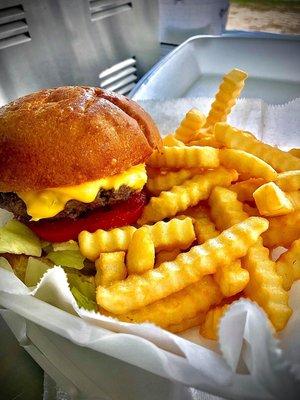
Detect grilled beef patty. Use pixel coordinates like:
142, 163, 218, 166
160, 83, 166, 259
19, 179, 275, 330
0, 185, 135, 221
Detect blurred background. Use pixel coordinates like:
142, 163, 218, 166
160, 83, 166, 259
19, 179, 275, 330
0, 0, 299, 106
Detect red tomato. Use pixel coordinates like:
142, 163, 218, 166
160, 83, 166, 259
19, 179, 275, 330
28, 192, 147, 242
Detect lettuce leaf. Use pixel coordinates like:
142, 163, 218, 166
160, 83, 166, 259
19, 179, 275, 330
71, 287, 97, 311
25, 257, 51, 287
46, 250, 85, 270
52, 240, 79, 252
67, 272, 96, 301
0, 256, 13, 272
0, 220, 41, 257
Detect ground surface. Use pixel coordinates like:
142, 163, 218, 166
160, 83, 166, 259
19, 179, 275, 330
227, 0, 300, 34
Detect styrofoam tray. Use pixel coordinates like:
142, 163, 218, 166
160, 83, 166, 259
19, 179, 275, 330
131, 35, 300, 104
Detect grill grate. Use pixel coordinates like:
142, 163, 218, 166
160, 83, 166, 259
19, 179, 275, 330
99, 58, 137, 96
0, 4, 31, 50
89, 0, 132, 22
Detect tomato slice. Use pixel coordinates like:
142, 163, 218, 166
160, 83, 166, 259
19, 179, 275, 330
27, 191, 147, 242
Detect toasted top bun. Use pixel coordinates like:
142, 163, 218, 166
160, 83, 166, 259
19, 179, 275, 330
0, 86, 161, 192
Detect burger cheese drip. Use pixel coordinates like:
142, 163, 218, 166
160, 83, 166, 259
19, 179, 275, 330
17, 164, 147, 221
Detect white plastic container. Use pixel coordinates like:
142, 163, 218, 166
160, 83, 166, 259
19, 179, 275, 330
131, 34, 300, 104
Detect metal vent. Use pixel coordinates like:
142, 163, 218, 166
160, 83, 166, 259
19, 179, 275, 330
89, 0, 132, 22
0, 4, 31, 50
99, 58, 137, 95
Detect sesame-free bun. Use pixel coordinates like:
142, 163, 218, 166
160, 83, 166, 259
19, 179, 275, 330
0, 86, 161, 192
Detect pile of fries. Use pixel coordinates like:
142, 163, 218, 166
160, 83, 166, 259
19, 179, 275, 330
79, 69, 300, 339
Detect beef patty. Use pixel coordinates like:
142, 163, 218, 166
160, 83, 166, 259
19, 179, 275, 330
0, 185, 135, 221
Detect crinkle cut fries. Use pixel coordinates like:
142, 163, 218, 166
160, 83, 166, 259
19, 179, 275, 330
77, 68, 299, 339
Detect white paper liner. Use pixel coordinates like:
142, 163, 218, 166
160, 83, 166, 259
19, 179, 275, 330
0, 98, 300, 399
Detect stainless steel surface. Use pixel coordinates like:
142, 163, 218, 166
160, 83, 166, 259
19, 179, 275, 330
0, 0, 160, 106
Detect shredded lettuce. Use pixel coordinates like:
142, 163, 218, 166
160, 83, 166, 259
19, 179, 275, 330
0, 220, 41, 256
46, 250, 85, 270
71, 287, 97, 311
0, 256, 13, 272
0, 209, 13, 228
25, 257, 51, 287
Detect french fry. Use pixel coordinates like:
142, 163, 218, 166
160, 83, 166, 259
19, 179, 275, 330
146, 169, 194, 195
200, 305, 229, 340
188, 134, 223, 148
163, 133, 185, 147
150, 217, 195, 252
275, 170, 300, 192
276, 239, 300, 291
262, 210, 300, 248
243, 203, 260, 217
215, 123, 300, 172
138, 168, 238, 225
167, 313, 206, 333
220, 149, 277, 181
287, 191, 300, 210
184, 206, 219, 244
95, 252, 126, 286
288, 148, 300, 158
147, 146, 220, 169
174, 108, 206, 143
243, 241, 292, 331
78, 226, 136, 261
204, 68, 248, 128
118, 276, 221, 328
209, 186, 248, 230
96, 217, 269, 314
127, 227, 155, 275
230, 178, 265, 202
155, 249, 181, 267
214, 260, 249, 297
253, 182, 294, 217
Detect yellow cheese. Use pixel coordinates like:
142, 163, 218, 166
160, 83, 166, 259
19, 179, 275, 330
17, 164, 147, 221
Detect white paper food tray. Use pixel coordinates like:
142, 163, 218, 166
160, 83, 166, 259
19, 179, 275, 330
130, 34, 300, 103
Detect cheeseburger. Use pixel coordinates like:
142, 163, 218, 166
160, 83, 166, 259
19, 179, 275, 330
0, 86, 161, 243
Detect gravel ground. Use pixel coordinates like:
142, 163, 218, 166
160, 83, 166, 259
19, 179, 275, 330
227, 2, 300, 34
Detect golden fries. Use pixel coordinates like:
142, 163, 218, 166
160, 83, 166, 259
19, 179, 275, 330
288, 148, 300, 158
146, 169, 194, 195
155, 249, 181, 266
147, 146, 220, 169
167, 314, 206, 333
243, 241, 292, 331
220, 149, 277, 181
230, 178, 265, 202
276, 239, 300, 291
193, 212, 219, 244
275, 170, 300, 192
175, 108, 206, 143
139, 168, 238, 225
188, 134, 222, 148
163, 133, 185, 147
118, 276, 221, 328
127, 227, 155, 275
215, 260, 249, 297
96, 217, 268, 314
95, 252, 127, 286
215, 123, 300, 172
150, 217, 195, 252
253, 182, 294, 217
262, 210, 300, 248
79, 226, 136, 261
200, 305, 229, 340
209, 187, 248, 230
287, 191, 300, 210
204, 69, 248, 128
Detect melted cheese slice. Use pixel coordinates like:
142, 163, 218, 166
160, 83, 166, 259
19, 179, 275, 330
17, 164, 147, 221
